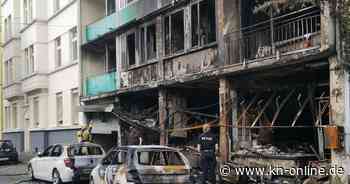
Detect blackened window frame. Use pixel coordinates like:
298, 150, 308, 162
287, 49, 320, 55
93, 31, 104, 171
163, 9, 185, 56
190, 0, 217, 48
139, 21, 158, 64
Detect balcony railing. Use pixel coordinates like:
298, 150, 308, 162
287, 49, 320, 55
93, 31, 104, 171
86, 12, 117, 42
225, 8, 321, 65
85, 71, 118, 96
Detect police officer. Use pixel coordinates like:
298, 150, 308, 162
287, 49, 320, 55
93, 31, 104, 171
198, 124, 218, 184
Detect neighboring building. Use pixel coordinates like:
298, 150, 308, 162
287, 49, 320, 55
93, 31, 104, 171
0, 6, 3, 140
1, 0, 81, 154
2, 0, 24, 152
80, 0, 350, 183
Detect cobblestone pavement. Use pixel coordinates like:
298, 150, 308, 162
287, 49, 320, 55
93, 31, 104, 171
0, 162, 49, 184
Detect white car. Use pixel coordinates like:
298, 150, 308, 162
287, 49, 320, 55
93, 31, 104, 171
28, 142, 105, 184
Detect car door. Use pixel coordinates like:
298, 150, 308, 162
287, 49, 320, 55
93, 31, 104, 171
105, 150, 128, 184
35, 145, 54, 180
47, 145, 63, 180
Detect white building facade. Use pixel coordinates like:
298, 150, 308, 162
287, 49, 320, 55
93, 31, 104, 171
2, 0, 81, 153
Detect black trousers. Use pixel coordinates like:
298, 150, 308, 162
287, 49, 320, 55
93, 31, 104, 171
200, 152, 216, 184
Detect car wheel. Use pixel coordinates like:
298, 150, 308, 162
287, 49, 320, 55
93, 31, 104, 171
52, 169, 63, 184
28, 165, 35, 180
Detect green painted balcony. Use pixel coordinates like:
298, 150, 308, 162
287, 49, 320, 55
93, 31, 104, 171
85, 0, 161, 43
86, 13, 117, 43
85, 71, 118, 96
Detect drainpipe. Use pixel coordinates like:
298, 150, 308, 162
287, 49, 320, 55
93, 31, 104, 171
345, 71, 350, 154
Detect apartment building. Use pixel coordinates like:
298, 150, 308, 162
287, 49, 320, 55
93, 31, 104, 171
80, 0, 350, 183
2, 0, 81, 153
2, 0, 24, 152
0, 6, 3, 139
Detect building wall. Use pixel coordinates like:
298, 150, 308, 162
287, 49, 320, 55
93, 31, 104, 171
2, 0, 24, 136
1, 0, 81, 153
47, 1, 80, 129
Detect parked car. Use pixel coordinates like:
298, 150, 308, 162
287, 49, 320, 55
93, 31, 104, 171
28, 142, 105, 184
0, 140, 18, 163
90, 145, 192, 184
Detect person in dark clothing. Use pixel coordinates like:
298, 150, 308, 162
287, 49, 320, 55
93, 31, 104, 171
198, 124, 218, 184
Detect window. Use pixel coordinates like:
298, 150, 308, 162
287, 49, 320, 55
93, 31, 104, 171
12, 104, 17, 129
164, 10, 185, 55
140, 23, 157, 63
23, 0, 33, 23
8, 15, 12, 38
28, 0, 33, 22
68, 146, 104, 156
137, 151, 184, 166
191, 0, 216, 47
54, 0, 60, 12
5, 107, 10, 129
106, 42, 116, 72
56, 92, 63, 125
25, 45, 34, 74
107, 0, 116, 15
24, 0, 28, 23
51, 145, 63, 157
33, 97, 39, 127
140, 27, 145, 64
42, 146, 54, 157
5, 59, 14, 84
127, 33, 136, 66
5, 15, 12, 40
4, 18, 8, 41
70, 27, 78, 61
71, 89, 79, 124
4, 15, 12, 41
55, 37, 62, 68
119, 0, 135, 9
146, 24, 157, 60
30, 46, 34, 72
101, 151, 127, 165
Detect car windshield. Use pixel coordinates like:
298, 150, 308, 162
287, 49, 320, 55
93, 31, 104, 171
68, 145, 103, 156
137, 150, 185, 166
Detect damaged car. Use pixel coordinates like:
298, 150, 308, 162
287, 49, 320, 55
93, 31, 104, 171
90, 145, 192, 184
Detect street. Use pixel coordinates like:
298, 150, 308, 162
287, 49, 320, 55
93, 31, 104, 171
0, 163, 47, 184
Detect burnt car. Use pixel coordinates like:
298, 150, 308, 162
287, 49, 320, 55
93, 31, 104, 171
90, 145, 192, 184
0, 140, 19, 163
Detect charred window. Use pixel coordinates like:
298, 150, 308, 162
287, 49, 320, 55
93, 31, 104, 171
106, 42, 116, 72
140, 23, 157, 63
140, 27, 145, 64
191, 0, 216, 47
146, 24, 157, 60
164, 10, 185, 55
127, 33, 136, 66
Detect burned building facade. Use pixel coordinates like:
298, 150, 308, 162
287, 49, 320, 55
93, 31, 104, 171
79, 0, 350, 183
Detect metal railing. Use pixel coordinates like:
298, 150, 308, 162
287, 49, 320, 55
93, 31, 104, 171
224, 8, 321, 65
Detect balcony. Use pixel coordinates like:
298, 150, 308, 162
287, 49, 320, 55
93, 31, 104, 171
21, 73, 48, 93
4, 82, 23, 99
85, 0, 160, 43
86, 13, 117, 43
85, 71, 118, 96
225, 8, 321, 65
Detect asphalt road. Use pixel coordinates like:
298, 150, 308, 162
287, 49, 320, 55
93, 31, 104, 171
0, 162, 48, 184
